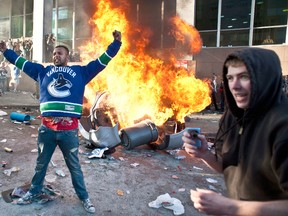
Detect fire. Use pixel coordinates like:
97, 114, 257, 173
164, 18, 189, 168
170, 17, 203, 55
80, 0, 211, 128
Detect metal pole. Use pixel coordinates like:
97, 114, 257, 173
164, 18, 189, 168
216, 0, 222, 47
249, 0, 256, 46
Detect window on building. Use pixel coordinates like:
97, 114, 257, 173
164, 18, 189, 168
52, 6, 73, 47
195, 0, 218, 31
253, 27, 286, 45
200, 31, 217, 47
11, 0, 24, 38
254, 0, 288, 27
220, 29, 249, 46
11, 16, 24, 38
0, 0, 10, 40
11, 0, 33, 38
25, 0, 33, 14
12, 0, 24, 16
253, 0, 287, 45
220, 0, 251, 46
57, 0, 74, 8
221, 0, 251, 30
25, 0, 33, 37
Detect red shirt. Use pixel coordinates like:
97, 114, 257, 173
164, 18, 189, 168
42, 116, 78, 130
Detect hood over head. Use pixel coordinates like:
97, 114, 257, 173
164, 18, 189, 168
222, 48, 284, 119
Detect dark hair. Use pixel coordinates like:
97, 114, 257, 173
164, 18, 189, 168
54, 45, 69, 54
225, 57, 245, 68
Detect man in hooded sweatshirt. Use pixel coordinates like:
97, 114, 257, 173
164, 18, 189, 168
182, 48, 288, 215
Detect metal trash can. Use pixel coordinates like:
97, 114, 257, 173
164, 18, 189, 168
120, 119, 158, 150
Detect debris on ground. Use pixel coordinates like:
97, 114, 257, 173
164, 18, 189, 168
3, 167, 20, 176
148, 193, 185, 215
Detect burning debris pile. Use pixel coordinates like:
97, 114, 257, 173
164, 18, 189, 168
79, 91, 193, 152
78, 0, 212, 152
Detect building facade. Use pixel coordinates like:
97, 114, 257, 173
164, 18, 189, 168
0, 0, 287, 91
193, 0, 288, 78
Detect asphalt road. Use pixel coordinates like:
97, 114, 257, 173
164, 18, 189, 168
0, 91, 224, 216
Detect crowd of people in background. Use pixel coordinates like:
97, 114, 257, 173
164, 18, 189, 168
0, 35, 84, 95
1, 35, 82, 64
0, 37, 30, 95
5, 37, 33, 61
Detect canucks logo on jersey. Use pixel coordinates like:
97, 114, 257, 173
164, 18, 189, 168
48, 73, 72, 98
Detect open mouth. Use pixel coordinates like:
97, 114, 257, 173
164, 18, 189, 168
234, 93, 248, 105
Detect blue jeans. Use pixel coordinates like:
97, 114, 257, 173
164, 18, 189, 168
29, 125, 88, 200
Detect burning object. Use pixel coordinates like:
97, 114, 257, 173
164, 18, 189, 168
78, 0, 212, 153
81, 0, 211, 130
79, 91, 188, 151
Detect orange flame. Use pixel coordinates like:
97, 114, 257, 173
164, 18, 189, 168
81, 0, 211, 128
170, 17, 203, 55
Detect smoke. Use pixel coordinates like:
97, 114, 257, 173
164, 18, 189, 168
74, 1, 98, 47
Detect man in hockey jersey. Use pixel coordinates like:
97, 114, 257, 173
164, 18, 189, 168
0, 30, 122, 214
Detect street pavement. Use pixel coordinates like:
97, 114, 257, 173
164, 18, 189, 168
0, 90, 224, 216
0, 91, 39, 108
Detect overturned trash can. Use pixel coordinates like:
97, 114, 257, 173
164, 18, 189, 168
119, 119, 158, 150
151, 130, 185, 150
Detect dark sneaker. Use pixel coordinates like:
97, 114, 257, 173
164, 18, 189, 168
82, 198, 95, 213
17, 191, 40, 205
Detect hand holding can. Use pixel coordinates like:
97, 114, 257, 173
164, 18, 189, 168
186, 128, 202, 148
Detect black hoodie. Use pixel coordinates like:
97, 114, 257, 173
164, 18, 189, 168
216, 48, 288, 201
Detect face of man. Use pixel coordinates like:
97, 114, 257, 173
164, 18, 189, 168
226, 65, 251, 109
53, 47, 69, 66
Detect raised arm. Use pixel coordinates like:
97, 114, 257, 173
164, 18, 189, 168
84, 30, 122, 82
0, 40, 44, 81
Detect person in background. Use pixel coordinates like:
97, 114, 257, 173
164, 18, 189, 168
11, 66, 21, 92
46, 33, 55, 62
0, 61, 7, 95
23, 38, 33, 61
0, 61, 11, 92
6, 38, 13, 50
13, 40, 22, 56
218, 78, 225, 112
182, 48, 288, 215
210, 73, 219, 111
0, 30, 122, 214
